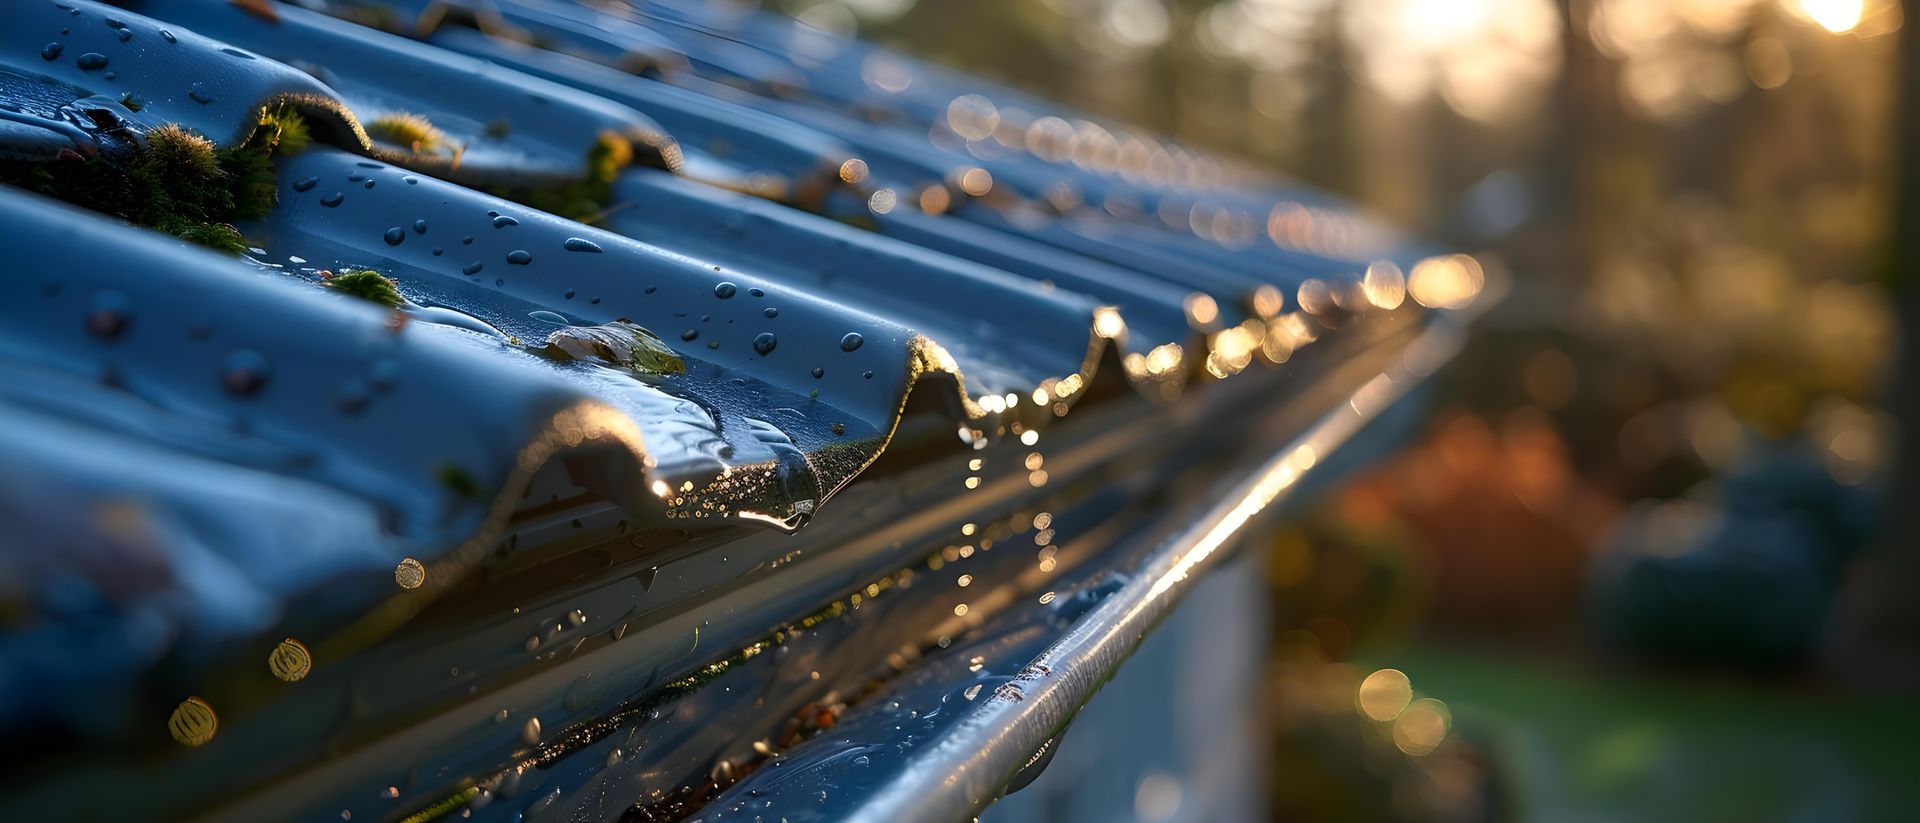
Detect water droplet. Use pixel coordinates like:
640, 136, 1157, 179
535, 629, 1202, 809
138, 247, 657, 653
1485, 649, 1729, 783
681, 329, 698, 341
568, 609, 587, 627
41, 43, 63, 61
292, 176, 317, 192
752, 333, 777, 355
413, 219, 428, 234
713, 282, 737, 299
563, 237, 602, 253
338, 378, 371, 414
749, 287, 765, 297
86, 291, 130, 338
369, 359, 399, 391
221, 349, 271, 395
492, 215, 518, 229
187, 83, 213, 104
160, 30, 176, 43
562, 289, 575, 299
811, 368, 824, 378
319, 192, 344, 208
506, 250, 532, 265
383, 227, 405, 246
763, 307, 778, 318
522, 716, 542, 745
220, 47, 254, 60
840, 332, 864, 352
463, 262, 483, 275
76, 52, 107, 71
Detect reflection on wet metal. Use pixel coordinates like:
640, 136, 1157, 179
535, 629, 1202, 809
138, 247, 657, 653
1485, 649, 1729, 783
0, 0, 1490, 818
169, 697, 218, 747
1408, 254, 1487, 310
269, 638, 314, 683
394, 557, 426, 590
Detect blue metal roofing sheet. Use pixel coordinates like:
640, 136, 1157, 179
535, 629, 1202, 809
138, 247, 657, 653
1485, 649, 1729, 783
0, 1, 1484, 819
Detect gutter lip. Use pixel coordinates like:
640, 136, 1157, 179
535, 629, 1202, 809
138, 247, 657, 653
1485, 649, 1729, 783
837, 309, 1475, 823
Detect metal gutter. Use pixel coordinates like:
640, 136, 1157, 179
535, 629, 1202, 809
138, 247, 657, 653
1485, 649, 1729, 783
701, 313, 1471, 821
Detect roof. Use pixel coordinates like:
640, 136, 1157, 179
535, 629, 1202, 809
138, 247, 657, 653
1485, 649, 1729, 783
0, 0, 1484, 819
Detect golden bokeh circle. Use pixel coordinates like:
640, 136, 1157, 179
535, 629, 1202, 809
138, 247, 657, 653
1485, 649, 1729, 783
169, 697, 218, 747
269, 638, 312, 682
1356, 668, 1414, 722
394, 556, 426, 590
1392, 698, 1452, 756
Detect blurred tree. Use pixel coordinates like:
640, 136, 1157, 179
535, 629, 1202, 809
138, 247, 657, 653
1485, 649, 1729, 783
1837, 0, 1920, 687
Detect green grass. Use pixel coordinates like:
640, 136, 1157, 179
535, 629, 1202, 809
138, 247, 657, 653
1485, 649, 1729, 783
1366, 644, 1920, 821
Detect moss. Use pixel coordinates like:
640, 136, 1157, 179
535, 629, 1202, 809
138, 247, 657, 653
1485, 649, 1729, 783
437, 464, 480, 499
585, 131, 632, 185
324, 270, 405, 308
489, 131, 631, 223
337, 3, 398, 32
164, 220, 248, 253
142, 125, 225, 189
218, 140, 277, 219
0, 102, 310, 252
220, 102, 311, 220
366, 112, 448, 155
251, 102, 311, 155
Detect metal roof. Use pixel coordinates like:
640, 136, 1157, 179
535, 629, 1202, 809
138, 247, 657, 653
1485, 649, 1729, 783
0, 1, 1484, 820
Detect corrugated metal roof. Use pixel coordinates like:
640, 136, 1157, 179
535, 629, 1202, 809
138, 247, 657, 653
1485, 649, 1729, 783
0, 0, 1484, 819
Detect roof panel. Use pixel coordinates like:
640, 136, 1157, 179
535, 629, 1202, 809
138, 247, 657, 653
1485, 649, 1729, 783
0, 0, 1479, 818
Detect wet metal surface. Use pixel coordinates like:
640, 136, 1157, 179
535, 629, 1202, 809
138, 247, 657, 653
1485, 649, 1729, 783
0, 1, 1484, 820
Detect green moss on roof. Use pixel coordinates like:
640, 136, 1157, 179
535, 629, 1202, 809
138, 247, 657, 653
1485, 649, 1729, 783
0, 102, 311, 253
367, 112, 448, 156
492, 131, 633, 223
324, 270, 405, 308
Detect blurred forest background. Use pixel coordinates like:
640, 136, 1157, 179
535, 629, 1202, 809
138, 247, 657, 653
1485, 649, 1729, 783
775, 0, 1916, 819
